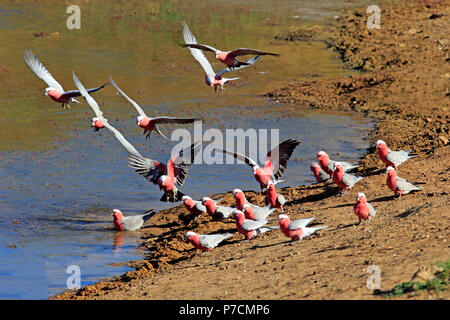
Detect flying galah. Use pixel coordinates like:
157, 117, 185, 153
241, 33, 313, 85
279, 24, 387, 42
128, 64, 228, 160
217, 139, 300, 191
185, 231, 232, 252
24, 49, 106, 109
181, 25, 279, 69
353, 192, 376, 224
182, 22, 262, 92
277, 214, 327, 242
376, 140, 417, 169
109, 76, 197, 139
317, 151, 359, 175
202, 197, 234, 220
232, 209, 279, 240
232, 189, 275, 220
332, 163, 364, 196
310, 162, 331, 183
182, 195, 207, 219
264, 181, 286, 212
73, 72, 200, 202
111, 209, 154, 231
386, 166, 422, 198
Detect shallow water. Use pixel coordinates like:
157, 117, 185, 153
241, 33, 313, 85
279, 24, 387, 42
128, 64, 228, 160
0, 0, 373, 299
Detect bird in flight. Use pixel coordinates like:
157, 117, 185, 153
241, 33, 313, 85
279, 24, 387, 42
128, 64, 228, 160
24, 49, 106, 109
109, 76, 197, 139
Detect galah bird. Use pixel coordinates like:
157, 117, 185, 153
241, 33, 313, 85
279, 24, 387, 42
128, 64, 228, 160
73, 72, 201, 202
332, 163, 364, 196
232, 209, 279, 240
277, 215, 327, 242
264, 181, 286, 212
182, 21, 262, 92
353, 192, 376, 224
232, 189, 275, 221
24, 49, 106, 109
111, 209, 154, 231
376, 140, 417, 169
317, 151, 359, 175
202, 197, 235, 220
386, 166, 422, 198
216, 139, 301, 191
109, 76, 197, 139
310, 162, 331, 183
185, 231, 232, 252
182, 195, 207, 219
181, 25, 279, 69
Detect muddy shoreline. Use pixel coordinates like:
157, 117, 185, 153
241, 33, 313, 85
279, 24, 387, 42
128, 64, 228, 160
54, 0, 449, 300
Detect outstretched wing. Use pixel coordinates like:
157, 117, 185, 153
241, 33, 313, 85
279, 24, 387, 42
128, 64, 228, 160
24, 49, 64, 92
182, 21, 215, 76
61, 83, 107, 99
127, 154, 167, 185
167, 141, 201, 186
181, 43, 219, 53
151, 116, 197, 125
215, 148, 259, 170
72, 71, 104, 119
216, 56, 262, 77
228, 48, 280, 57
109, 76, 147, 118
264, 139, 301, 180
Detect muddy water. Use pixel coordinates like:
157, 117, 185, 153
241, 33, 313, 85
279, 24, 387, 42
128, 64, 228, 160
0, 0, 372, 299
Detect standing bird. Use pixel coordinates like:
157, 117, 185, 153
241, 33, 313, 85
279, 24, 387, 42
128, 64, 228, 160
264, 181, 286, 212
202, 197, 235, 220
73, 71, 200, 202
182, 195, 207, 219
216, 139, 300, 191
111, 209, 154, 231
376, 140, 417, 169
317, 151, 359, 175
332, 163, 364, 196
353, 193, 376, 224
386, 166, 422, 198
232, 209, 278, 240
109, 77, 197, 139
24, 49, 106, 109
278, 215, 327, 242
310, 162, 331, 183
182, 22, 261, 92
181, 25, 279, 69
185, 231, 232, 253
232, 189, 275, 220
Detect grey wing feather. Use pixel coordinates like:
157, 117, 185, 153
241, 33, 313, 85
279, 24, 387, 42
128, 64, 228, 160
24, 49, 64, 93
367, 203, 377, 217
386, 150, 415, 166
215, 149, 259, 169
121, 215, 145, 231
288, 217, 315, 231
342, 173, 363, 188
277, 194, 286, 205
109, 76, 147, 117
103, 122, 144, 159
194, 201, 207, 213
127, 154, 163, 185
268, 139, 301, 180
395, 177, 422, 192
199, 233, 232, 249
182, 22, 215, 76
216, 55, 262, 77
241, 218, 268, 231
181, 43, 219, 53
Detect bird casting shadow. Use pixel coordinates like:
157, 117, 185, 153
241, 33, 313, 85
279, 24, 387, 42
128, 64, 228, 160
286, 187, 338, 206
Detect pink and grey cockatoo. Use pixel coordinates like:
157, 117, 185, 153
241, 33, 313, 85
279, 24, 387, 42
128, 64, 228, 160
332, 163, 364, 196
24, 49, 106, 109
232, 189, 275, 221
181, 24, 279, 69
376, 140, 417, 169
317, 151, 359, 175
216, 139, 300, 191
109, 76, 197, 139
185, 231, 232, 252
386, 166, 422, 198
73, 72, 200, 202
277, 215, 327, 242
232, 209, 279, 240
182, 22, 262, 93
264, 181, 286, 212
310, 162, 331, 183
182, 195, 207, 219
202, 197, 235, 220
353, 193, 376, 224
111, 209, 154, 231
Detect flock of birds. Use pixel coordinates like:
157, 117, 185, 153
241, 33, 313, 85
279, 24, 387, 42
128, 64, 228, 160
23, 22, 423, 253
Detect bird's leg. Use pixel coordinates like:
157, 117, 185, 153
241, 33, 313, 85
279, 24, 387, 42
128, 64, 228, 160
214, 85, 217, 93
221, 85, 224, 93
200, 251, 209, 256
